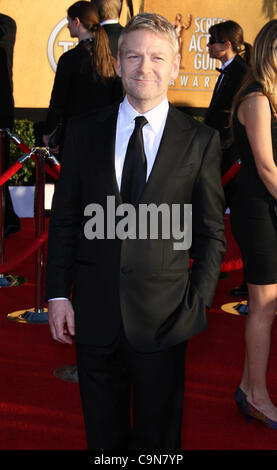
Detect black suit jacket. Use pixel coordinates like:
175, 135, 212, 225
205, 55, 249, 174
45, 102, 226, 352
0, 13, 16, 129
102, 22, 123, 59
0, 47, 13, 129
0, 13, 16, 91
0, 14, 19, 227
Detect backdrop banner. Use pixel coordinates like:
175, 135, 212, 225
0, 0, 276, 109
144, 0, 277, 107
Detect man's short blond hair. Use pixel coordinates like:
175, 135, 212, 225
118, 12, 179, 56
93, 0, 121, 21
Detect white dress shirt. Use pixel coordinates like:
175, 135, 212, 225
100, 19, 120, 25
216, 56, 235, 89
115, 95, 169, 189
49, 96, 170, 301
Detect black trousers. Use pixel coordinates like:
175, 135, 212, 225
76, 330, 187, 450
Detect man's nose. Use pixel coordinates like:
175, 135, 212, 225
138, 56, 151, 73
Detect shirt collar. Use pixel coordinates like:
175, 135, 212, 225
221, 56, 235, 70
100, 19, 119, 25
120, 96, 169, 134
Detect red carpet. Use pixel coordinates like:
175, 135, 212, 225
1, 216, 277, 451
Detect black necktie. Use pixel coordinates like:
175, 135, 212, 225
121, 116, 148, 205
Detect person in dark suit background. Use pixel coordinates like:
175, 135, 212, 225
0, 13, 20, 236
93, 0, 123, 58
42, 1, 123, 157
45, 12, 226, 450
0, 13, 14, 136
205, 20, 251, 298
0, 48, 13, 130
205, 20, 251, 207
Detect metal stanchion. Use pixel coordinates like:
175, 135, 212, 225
0, 129, 27, 288
8, 148, 49, 323
5, 128, 60, 180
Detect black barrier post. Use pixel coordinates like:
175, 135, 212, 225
7, 148, 48, 323
17, 148, 48, 323
34, 148, 46, 315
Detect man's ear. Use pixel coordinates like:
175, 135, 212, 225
224, 40, 232, 51
171, 54, 180, 81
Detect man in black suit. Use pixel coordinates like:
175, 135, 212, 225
94, 0, 123, 58
205, 21, 250, 297
46, 13, 225, 450
0, 13, 20, 236
205, 21, 250, 208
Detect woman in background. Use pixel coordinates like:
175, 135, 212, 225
43, 1, 123, 156
231, 20, 277, 428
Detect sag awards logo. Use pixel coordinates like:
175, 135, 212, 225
47, 18, 76, 72
171, 13, 226, 92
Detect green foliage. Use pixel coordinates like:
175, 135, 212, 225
9, 120, 36, 185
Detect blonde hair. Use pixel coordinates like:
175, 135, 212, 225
93, 0, 121, 21
118, 12, 179, 56
252, 19, 277, 115
233, 20, 277, 117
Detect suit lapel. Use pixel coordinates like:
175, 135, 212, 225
209, 70, 226, 108
140, 105, 196, 204
94, 103, 122, 204
210, 56, 238, 106
96, 103, 197, 206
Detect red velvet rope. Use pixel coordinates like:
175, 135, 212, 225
190, 256, 243, 272
16, 141, 32, 154
221, 160, 241, 186
0, 146, 60, 189
220, 257, 243, 272
0, 160, 23, 186
0, 230, 48, 274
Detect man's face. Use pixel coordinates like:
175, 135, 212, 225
207, 37, 229, 61
117, 29, 180, 112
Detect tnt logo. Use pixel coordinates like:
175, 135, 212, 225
47, 18, 78, 71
